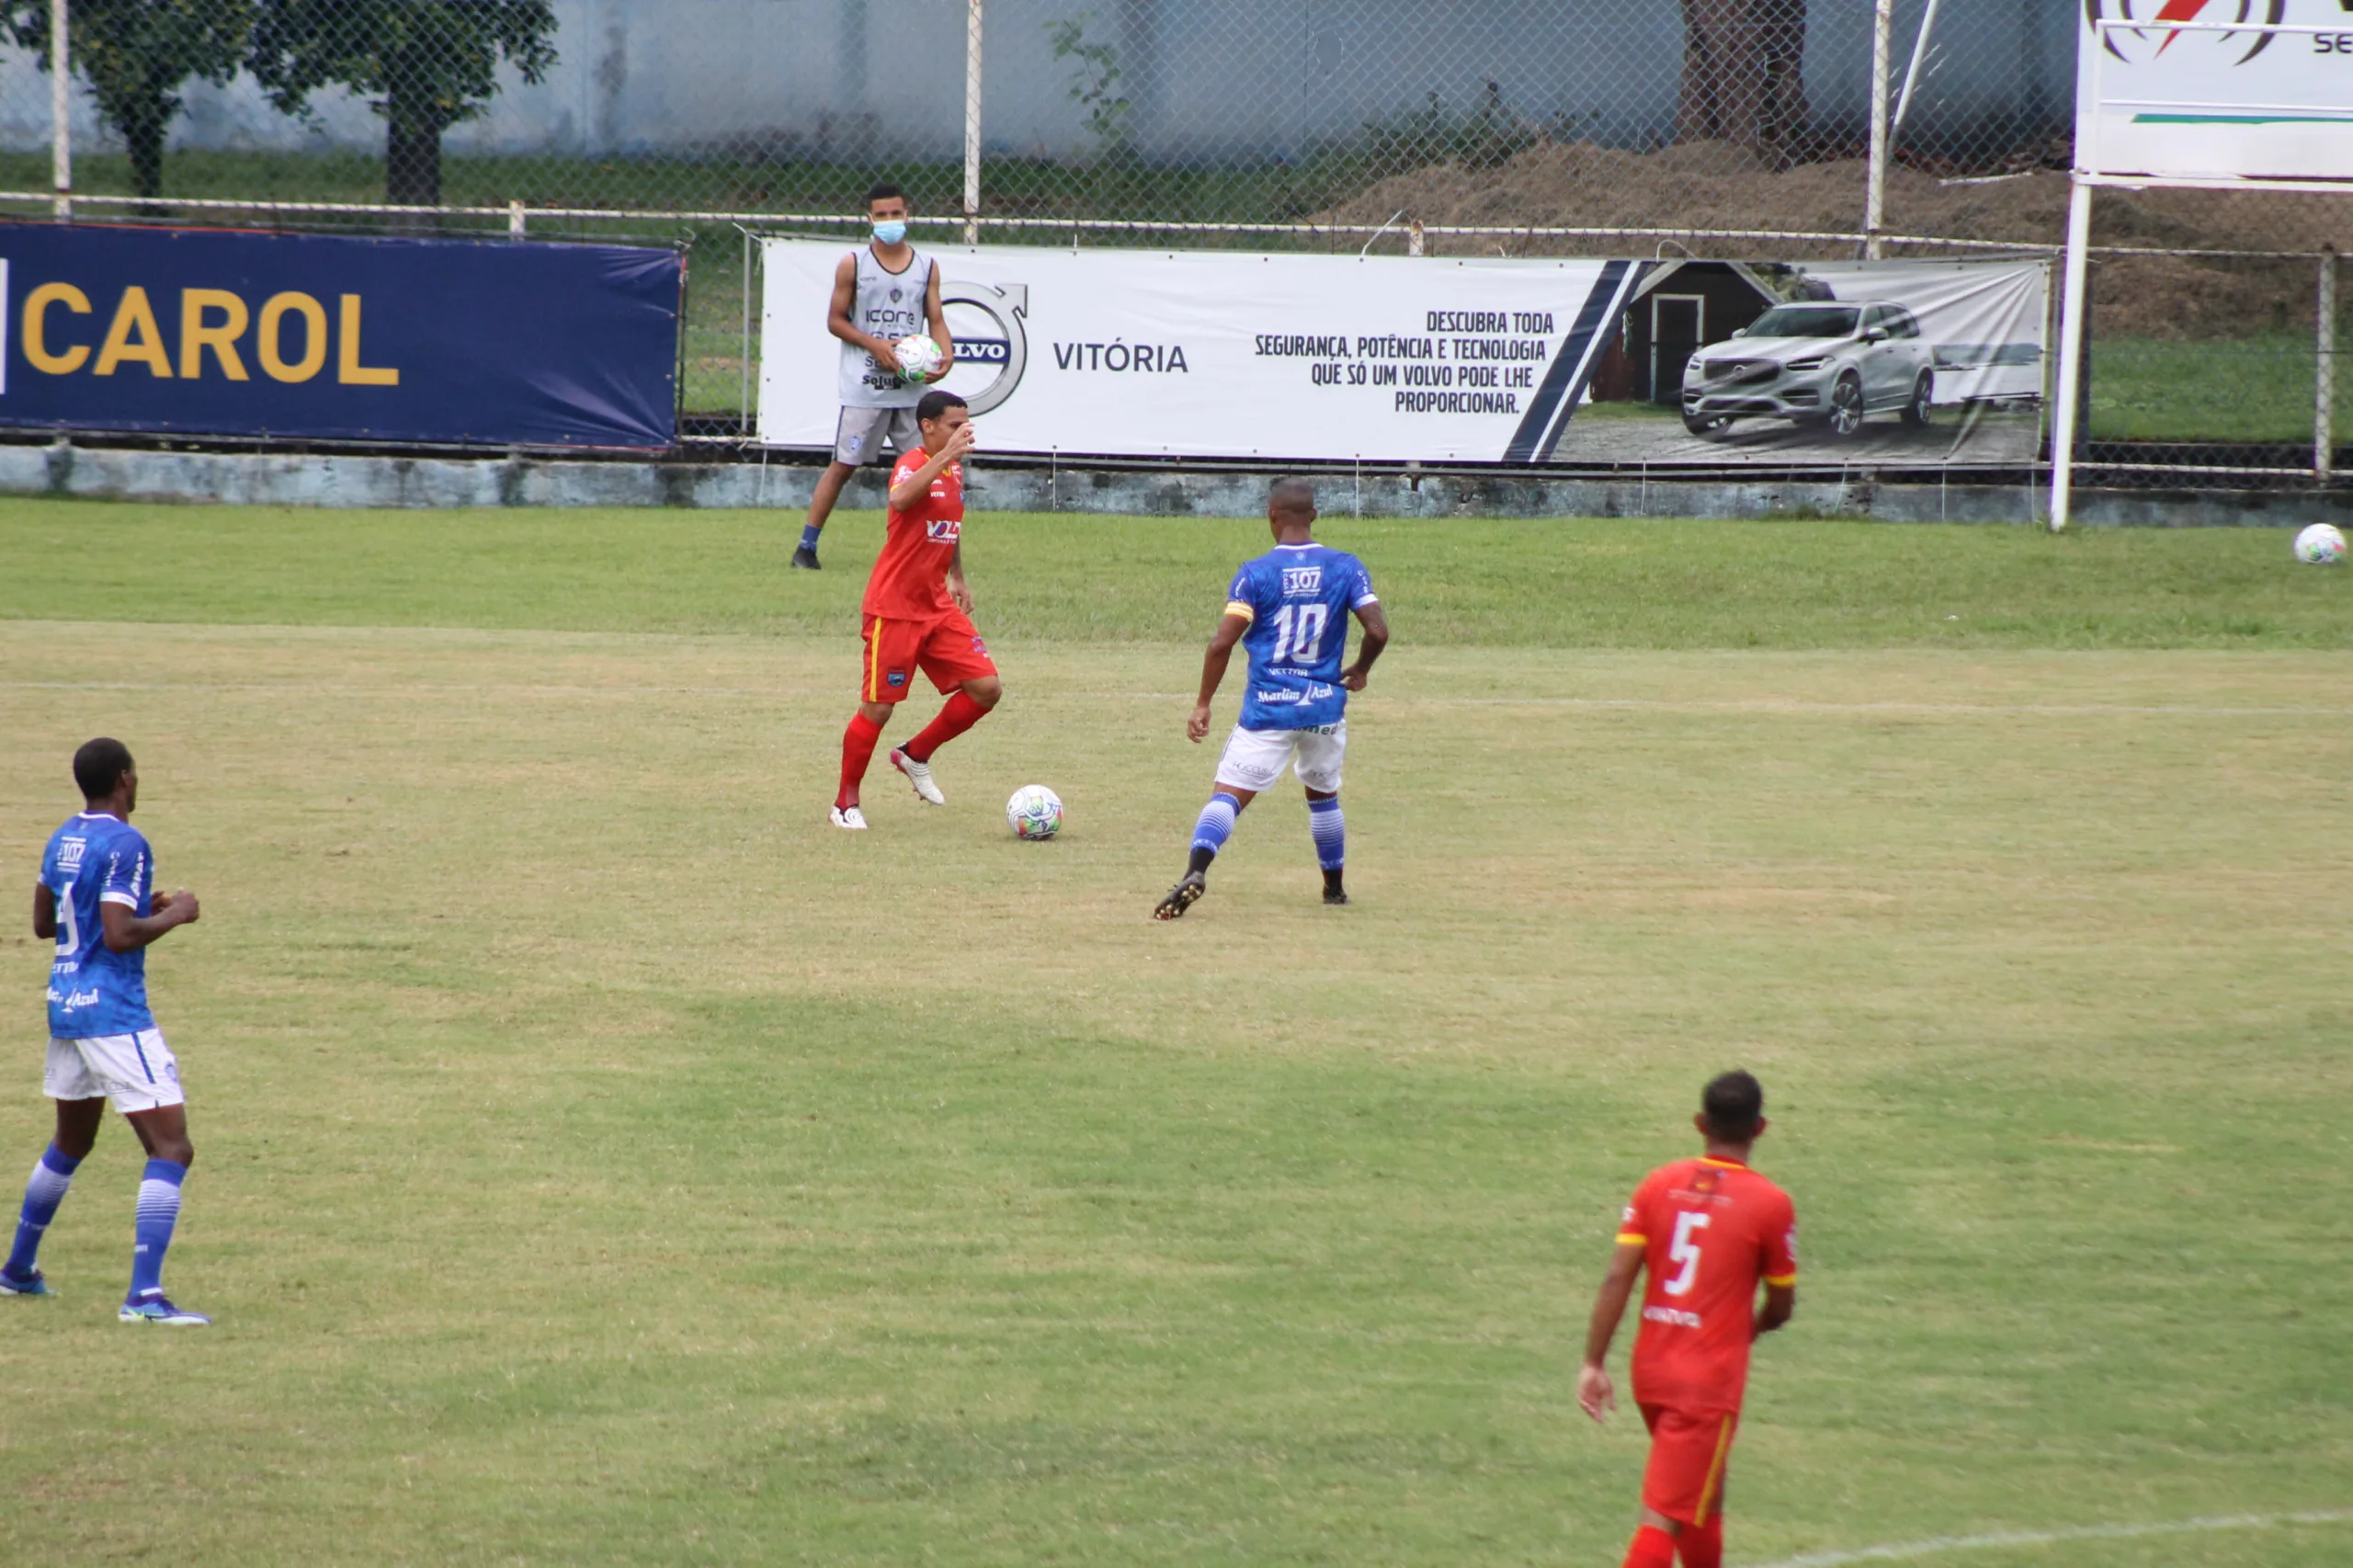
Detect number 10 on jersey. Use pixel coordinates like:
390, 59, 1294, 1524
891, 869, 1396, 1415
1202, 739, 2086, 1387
1269, 603, 1329, 665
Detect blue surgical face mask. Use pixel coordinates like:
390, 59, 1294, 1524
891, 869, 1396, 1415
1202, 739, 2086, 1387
872, 220, 907, 245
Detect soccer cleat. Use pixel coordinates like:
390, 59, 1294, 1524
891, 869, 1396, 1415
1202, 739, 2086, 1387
1324, 889, 1350, 906
790, 546, 822, 571
0, 1267, 53, 1297
1154, 871, 1208, 920
891, 747, 946, 805
119, 1296, 209, 1325
830, 805, 870, 831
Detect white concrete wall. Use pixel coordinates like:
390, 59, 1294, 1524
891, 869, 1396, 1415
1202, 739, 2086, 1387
0, 0, 2071, 167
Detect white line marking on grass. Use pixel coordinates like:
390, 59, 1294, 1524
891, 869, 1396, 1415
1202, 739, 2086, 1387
1400, 698, 2353, 719
1, 682, 2348, 721
1751, 1509, 2353, 1568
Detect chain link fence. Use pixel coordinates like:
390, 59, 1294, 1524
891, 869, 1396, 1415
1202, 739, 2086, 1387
0, 0, 2338, 479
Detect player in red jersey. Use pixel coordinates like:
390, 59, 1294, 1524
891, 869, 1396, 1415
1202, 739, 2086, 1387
1579, 1071, 1798, 1568
832, 390, 1001, 829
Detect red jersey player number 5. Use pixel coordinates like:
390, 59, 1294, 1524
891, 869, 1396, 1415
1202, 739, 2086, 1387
1579, 1072, 1797, 1568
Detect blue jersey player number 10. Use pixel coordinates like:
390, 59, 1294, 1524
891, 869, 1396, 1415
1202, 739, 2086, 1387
1154, 478, 1390, 920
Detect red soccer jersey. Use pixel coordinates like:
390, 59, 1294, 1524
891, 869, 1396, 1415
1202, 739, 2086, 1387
1620, 1155, 1798, 1415
862, 448, 963, 620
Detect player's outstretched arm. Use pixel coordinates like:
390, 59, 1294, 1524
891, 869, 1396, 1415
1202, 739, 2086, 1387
1188, 611, 1250, 743
888, 422, 977, 512
1340, 601, 1390, 692
1577, 1241, 1645, 1422
99, 890, 199, 954
32, 882, 56, 939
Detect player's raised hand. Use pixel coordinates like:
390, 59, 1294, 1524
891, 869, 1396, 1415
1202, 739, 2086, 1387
1576, 1364, 1616, 1423
940, 420, 978, 461
1187, 701, 1213, 744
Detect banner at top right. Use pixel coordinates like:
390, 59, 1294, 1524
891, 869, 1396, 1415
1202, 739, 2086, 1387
2077, 2, 2353, 183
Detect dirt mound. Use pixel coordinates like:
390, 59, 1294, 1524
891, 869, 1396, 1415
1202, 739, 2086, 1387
1317, 141, 2351, 339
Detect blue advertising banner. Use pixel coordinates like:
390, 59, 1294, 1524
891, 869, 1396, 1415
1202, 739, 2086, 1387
0, 222, 680, 449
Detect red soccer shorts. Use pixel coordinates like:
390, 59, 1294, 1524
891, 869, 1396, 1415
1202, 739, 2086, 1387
861, 609, 996, 704
1639, 1404, 1738, 1527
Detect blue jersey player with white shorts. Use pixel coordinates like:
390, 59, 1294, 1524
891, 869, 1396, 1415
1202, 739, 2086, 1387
1155, 478, 1390, 919
3, 739, 209, 1323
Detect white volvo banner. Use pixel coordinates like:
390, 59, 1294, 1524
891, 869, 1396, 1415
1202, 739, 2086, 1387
761, 242, 2046, 468
759, 241, 1632, 464
2078, 3, 2353, 183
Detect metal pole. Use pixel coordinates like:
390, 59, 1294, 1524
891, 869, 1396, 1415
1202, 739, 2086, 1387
962, 0, 983, 245
2319, 247, 2337, 483
2049, 179, 2095, 532
1892, 0, 1943, 148
49, 0, 70, 221
742, 228, 756, 437
1864, 0, 1893, 258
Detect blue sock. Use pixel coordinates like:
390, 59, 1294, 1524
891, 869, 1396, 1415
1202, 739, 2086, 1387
799, 523, 823, 552
1190, 791, 1241, 861
127, 1159, 185, 1303
1309, 795, 1346, 871
6, 1143, 81, 1279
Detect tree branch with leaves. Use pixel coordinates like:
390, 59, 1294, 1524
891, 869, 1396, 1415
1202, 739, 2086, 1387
247, 0, 557, 209
6, 0, 256, 202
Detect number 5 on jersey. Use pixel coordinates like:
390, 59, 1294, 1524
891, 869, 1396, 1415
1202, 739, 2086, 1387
1664, 1210, 1710, 1297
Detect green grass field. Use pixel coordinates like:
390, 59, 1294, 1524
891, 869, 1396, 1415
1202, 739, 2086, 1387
2, 501, 2348, 1567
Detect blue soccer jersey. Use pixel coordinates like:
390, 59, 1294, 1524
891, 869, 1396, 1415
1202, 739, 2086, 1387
1225, 542, 1379, 731
40, 812, 156, 1038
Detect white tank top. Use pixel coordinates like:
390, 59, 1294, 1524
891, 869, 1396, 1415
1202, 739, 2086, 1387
838, 246, 934, 409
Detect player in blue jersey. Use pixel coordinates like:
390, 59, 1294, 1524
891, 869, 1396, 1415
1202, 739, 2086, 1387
1154, 478, 1389, 919
2, 739, 208, 1323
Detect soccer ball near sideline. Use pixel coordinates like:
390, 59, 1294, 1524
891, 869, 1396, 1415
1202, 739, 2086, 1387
893, 334, 944, 385
1006, 785, 1063, 841
2292, 523, 2346, 565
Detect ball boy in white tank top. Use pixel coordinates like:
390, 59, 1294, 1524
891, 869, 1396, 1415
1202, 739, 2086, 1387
795, 184, 955, 571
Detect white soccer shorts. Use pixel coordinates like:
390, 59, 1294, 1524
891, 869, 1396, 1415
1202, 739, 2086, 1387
1216, 722, 1347, 794
46, 1030, 184, 1114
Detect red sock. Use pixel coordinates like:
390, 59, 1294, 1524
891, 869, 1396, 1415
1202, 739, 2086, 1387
902, 690, 990, 763
1622, 1525, 1677, 1568
837, 711, 884, 808
1678, 1516, 1722, 1568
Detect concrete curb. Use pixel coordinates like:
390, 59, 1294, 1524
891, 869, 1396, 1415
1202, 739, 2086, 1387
3, 441, 2344, 527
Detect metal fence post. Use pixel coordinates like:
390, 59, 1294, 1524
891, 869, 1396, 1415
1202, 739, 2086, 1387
2319, 247, 2337, 483
2049, 181, 2095, 532
1891, 0, 1943, 149
1864, 0, 1893, 258
48, 0, 70, 221
963, 0, 984, 245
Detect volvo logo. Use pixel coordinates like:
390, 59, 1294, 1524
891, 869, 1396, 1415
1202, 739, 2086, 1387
939, 278, 1029, 415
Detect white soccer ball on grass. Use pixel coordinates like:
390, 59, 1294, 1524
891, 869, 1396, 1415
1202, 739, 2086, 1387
2292, 523, 2345, 565
1006, 785, 1063, 840
893, 334, 945, 385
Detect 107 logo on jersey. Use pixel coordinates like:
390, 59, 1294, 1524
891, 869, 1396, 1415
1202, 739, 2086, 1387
1280, 566, 1324, 596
